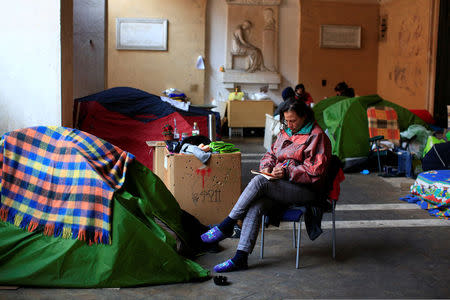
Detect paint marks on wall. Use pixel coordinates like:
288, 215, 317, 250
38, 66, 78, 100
393, 65, 417, 96
390, 14, 426, 97
377, 0, 432, 108
392, 63, 423, 97
398, 16, 424, 57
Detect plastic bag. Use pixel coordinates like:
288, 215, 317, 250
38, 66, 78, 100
251, 92, 269, 100
400, 124, 431, 141
400, 124, 432, 158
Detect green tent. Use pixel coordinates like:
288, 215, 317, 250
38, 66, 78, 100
319, 95, 427, 163
0, 160, 209, 287
0, 125, 210, 288
313, 95, 349, 130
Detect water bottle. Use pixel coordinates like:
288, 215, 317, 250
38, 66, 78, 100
192, 122, 199, 136
173, 118, 180, 140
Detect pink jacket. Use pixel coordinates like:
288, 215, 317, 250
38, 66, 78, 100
260, 122, 332, 188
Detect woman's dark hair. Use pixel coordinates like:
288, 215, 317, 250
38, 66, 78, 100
342, 87, 355, 98
334, 81, 348, 92
294, 83, 305, 91
279, 97, 315, 130
335, 81, 355, 97
281, 86, 295, 101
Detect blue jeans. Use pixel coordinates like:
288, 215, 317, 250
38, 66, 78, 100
229, 175, 317, 253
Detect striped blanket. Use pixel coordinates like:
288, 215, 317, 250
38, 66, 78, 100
0, 126, 134, 245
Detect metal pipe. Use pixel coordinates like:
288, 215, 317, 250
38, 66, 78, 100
208, 114, 216, 142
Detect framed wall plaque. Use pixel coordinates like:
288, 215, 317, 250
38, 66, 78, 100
116, 18, 168, 50
320, 25, 361, 49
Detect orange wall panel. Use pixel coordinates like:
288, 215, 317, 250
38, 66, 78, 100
377, 0, 434, 110
107, 0, 207, 104
299, 0, 379, 102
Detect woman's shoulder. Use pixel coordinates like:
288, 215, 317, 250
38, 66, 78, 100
311, 122, 325, 132
304, 123, 328, 140
276, 129, 289, 139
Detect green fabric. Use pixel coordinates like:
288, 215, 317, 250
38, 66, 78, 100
313, 96, 349, 130
209, 141, 240, 153
0, 160, 209, 288
322, 94, 428, 161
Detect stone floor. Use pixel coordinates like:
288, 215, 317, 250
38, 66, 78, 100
1, 137, 449, 299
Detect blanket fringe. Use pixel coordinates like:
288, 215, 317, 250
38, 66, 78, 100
14, 214, 23, 227
0, 207, 112, 244
0, 207, 8, 221
102, 229, 111, 245
44, 223, 55, 236
78, 229, 86, 241
94, 230, 102, 244
62, 227, 72, 239
28, 220, 39, 232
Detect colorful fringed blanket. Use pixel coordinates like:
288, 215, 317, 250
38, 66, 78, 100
0, 126, 134, 244
400, 170, 450, 219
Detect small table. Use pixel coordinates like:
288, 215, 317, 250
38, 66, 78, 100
227, 100, 274, 137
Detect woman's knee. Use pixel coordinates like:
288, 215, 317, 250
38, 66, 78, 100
246, 198, 269, 217
248, 175, 268, 189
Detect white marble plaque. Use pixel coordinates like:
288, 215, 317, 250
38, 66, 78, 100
116, 18, 168, 50
320, 25, 361, 49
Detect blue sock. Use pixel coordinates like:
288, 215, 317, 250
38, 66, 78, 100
232, 250, 248, 266
218, 216, 237, 236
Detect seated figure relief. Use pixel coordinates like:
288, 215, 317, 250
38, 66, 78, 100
231, 20, 268, 73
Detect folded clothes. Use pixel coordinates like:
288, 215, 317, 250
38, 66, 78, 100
160, 96, 190, 111
180, 143, 211, 164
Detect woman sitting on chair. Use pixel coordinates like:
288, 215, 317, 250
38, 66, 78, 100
201, 98, 332, 272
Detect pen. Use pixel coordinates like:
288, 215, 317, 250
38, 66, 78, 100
282, 160, 290, 168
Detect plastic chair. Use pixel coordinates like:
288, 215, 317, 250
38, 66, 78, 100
259, 156, 344, 269
260, 201, 336, 269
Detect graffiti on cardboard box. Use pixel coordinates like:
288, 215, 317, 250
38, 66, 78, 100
192, 189, 221, 204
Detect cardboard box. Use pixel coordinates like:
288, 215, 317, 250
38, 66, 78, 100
148, 142, 241, 225
227, 100, 274, 127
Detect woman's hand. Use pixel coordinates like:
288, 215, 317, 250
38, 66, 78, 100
261, 167, 271, 174
198, 143, 210, 152
271, 166, 285, 179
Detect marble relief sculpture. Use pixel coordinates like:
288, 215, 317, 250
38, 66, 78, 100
231, 20, 268, 73
263, 7, 275, 31
222, 0, 281, 89
262, 7, 276, 71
